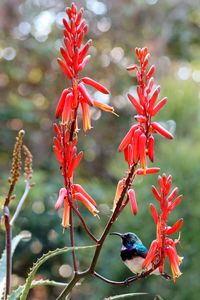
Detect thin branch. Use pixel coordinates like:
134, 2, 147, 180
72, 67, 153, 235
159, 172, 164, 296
3, 206, 12, 299
69, 208, 78, 273
70, 203, 98, 243
10, 179, 31, 226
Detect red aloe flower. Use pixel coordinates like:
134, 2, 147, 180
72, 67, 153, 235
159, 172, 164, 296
55, 185, 99, 228
53, 123, 99, 227
118, 47, 173, 173
55, 3, 115, 132
142, 174, 183, 282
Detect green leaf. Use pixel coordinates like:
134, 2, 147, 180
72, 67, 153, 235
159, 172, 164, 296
0, 232, 31, 300
104, 293, 148, 300
7, 279, 72, 300
20, 245, 95, 300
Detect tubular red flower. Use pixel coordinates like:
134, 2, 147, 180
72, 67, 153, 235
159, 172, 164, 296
142, 240, 158, 269
82, 77, 109, 94
62, 198, 70, 228
127, 93, 144, 115
72, 184, 96, 206
74, 192, 99, 216
138, 133, 147, 169
166, 246, 183, 282
132, 128, 142, 163
78, 82, 93, 106
128, 189, 138, 215
148, 135, 154, 162
55, 188, 67, 210
146, 65, 155, 79
57, 58, 73, 80
118, 125, 138, 152
167, 187, 179, 202
81, 101, 92, 132
166, 219, 183, 235
67, 151, 83, 178
55, 89, 70, 118
152, 185, 162, 202
147, 87, 160, 113
150, 203, 159, 224
136, 167, 160, 175
151, 122, 173, 139
151, 97, 168, 117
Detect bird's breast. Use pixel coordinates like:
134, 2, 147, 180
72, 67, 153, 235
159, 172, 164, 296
124, 257, 144, 274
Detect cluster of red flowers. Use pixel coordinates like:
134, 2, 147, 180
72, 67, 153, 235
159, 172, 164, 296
54, 123, 98, 228
55, 3, 114, 132
53, 3, 116, 227
142, 174, 183, 282
119, 47, 173, 175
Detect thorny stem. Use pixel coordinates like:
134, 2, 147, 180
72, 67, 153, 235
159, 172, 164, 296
3, 206, 12, 299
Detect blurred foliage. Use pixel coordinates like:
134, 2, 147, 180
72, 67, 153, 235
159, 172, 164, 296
0, 0, 200, 299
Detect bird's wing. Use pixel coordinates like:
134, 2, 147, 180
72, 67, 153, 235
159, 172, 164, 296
134, 244, 148, 258
121, 244, 148, 260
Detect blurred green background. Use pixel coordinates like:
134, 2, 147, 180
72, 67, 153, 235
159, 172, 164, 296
0, 0, 200, 299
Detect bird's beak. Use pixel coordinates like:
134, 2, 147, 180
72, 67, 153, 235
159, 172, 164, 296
110, 232, 123, 238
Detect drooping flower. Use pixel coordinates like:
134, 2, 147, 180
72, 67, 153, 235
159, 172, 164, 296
55, 185, 99, 228
118, 47, 173, 173
142, 174, 183, 282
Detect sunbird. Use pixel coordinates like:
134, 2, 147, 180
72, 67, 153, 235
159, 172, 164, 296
110, 232, 170, 279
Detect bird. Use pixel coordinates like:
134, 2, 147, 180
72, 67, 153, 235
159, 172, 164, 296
110, 232, 170, 279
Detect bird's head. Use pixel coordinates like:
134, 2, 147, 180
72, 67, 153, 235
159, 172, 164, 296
110, 232, 142, 248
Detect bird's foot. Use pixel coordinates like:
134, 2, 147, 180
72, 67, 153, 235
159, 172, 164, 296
124, 275, 137, 286
140, 271, 146, 278
161, 272, 171, 280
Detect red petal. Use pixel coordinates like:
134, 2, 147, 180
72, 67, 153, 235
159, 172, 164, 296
147, 86, 160, 113
128, 189, 138, 215
136, 167, 160, 175
57, 58, 73, 80
78, 55, 91, 72
78, 39, 92, 63
60, 47, 72, 66
138, 133, 147, 169
74, 192, 99, 216
151, 122, 173, 139
118, 125, 138, 152
168, 195, 183, 211
55, 89, 70, 118
78, 82, 93, 106
142, 240, 158, 269
166, 219, 183, 235
126, 64, 137, 71
167, 187, 178, 202
152, 185, 162, 201
64, 38, 74, 58
63, 18, 71, 33
55, 188, 67, 210
127, 93, 144, 115
72, 184, 96, 206
150, 203, 159, 224
82, 77, 109, 94
146, 65, 155, 80
151, 97, 168, 117
133, 128, 142, 163
148, 135, 154, 162
67, 151, 83, 178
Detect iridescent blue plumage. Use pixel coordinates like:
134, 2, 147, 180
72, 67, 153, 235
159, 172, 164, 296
110, 231, 171, 279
